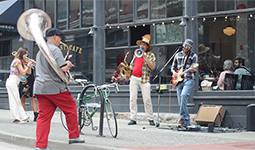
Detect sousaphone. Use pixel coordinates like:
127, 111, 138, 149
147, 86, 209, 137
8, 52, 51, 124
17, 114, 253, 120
17, 8, 71, 84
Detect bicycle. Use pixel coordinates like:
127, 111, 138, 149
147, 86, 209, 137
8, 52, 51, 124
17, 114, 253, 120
60, 79, 119, 138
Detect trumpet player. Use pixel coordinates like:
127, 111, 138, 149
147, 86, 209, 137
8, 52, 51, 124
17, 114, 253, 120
33, 28, 84, 150
128, 34, 156, 126
6, 47, 32, 123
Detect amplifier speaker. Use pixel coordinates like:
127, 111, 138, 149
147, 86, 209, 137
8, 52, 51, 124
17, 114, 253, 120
195, 105, 226, 126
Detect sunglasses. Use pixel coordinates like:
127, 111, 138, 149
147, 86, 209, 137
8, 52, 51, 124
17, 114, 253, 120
183, 44, 192, 49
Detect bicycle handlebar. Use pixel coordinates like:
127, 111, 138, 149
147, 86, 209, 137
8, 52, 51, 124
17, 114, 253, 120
75, 79, 119, 95
97, 82, 119, 93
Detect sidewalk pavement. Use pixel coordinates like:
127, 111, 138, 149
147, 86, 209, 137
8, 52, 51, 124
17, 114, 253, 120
0, 109, 255, 150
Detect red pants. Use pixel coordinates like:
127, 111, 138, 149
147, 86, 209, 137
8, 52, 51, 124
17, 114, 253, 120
35, 91, 79, 148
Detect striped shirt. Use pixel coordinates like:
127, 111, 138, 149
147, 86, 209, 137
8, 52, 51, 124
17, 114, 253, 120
130, 51, 156, 83
171, 50, 198, 82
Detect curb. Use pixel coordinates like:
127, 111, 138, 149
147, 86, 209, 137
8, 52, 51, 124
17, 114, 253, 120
0, 130, 132, 150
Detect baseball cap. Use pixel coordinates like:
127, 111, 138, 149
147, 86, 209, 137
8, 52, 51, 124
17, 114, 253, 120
45, 28, 64, 37
184, 39, 193, 48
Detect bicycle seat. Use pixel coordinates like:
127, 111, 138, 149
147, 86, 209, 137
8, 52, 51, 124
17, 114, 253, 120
75, 79, 88, 83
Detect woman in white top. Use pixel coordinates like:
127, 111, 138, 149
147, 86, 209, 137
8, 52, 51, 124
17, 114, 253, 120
6, 47, 32, 123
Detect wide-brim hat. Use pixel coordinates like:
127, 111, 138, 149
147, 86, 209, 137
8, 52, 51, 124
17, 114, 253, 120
46, 28, 64, 37
199, 44, 210, 54
136, 34, 152, 50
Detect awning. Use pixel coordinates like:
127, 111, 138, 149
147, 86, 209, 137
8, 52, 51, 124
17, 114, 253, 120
0, 0, 17, 16
0, 0, 23, 29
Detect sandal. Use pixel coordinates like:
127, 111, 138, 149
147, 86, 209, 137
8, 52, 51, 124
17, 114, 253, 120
20, 116, 30, 124
13, 119, 20, 123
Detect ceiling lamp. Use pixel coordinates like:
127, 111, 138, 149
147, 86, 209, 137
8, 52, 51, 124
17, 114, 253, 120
223, 26, 236, 36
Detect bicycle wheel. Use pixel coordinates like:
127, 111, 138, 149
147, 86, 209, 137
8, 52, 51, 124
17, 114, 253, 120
105, 99, 118, 138
78, 106, 85, 130
60, 108, 85, 131
78, 84, 98, 131
60, 110, 68, 131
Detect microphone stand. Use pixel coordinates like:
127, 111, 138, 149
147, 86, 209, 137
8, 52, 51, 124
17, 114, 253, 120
153, 46, 182, 128
153, 46, 182, 82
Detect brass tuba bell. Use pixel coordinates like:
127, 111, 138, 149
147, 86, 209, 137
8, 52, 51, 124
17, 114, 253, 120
17, 8, 71, 84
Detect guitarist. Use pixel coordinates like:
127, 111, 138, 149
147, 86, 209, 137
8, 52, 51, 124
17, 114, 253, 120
171, 39, 198, 126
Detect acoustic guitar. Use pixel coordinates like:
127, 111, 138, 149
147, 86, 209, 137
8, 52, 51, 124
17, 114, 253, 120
172, 64, 199, 86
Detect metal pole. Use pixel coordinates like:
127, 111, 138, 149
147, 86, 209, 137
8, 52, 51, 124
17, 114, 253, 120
93, 0, 105, 85
98, 89, 105, 137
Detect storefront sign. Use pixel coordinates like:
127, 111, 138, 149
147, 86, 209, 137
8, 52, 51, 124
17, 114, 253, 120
60, 44, 83, 54
0, 24, 16, 32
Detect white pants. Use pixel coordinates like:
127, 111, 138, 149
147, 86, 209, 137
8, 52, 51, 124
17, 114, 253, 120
6, 75, 28, 121
129, 75, 154, 121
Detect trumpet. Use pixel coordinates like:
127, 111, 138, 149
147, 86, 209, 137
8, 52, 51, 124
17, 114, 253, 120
60, 41, 75, 82
12, 51, 36, 67
120, 52, 132, 77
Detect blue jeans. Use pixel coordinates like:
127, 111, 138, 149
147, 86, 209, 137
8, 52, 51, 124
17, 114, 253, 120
176, 79, 195, 125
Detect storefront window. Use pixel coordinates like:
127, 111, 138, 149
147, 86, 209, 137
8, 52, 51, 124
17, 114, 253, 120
236, 1, 255, 9
106, 27, 128, 47
105, 0, 118, 24
60, 31, 93, 81
69, 0, 80, 29
0, 41, 10, 57
105, 48, 132, 84
119, 0, 133, 23
167, 0, 183, 17
137, 0, 148, 20
198, 0, 215, 13
46, 0, 54, 26
156, 22, 182, 44
151, 0, 166, 19
82, 0, 93, 27
57, 0, 67, 30
105, 44, 181, 84
198, 14, 255, 91
0, 37, 23, 87
34, 0, 43, 10
217, 0, 234, 11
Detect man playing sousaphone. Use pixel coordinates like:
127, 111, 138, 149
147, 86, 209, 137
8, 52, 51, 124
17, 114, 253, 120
171, 39, 198, 126
33, 28, 85, 150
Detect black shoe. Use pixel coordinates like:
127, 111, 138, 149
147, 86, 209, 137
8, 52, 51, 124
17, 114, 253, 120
128, 120, 137, 125
149, 120, 155, 126
69, 137, 85, 144
34, 112, 39, 122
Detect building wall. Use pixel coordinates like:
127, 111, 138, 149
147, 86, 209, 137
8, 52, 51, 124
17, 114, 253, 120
1, 0, 255, 129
